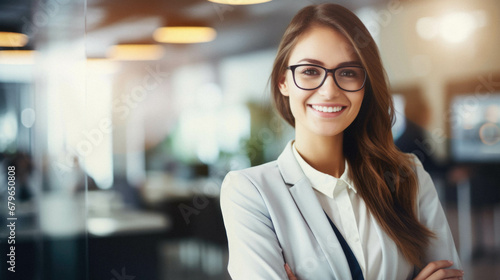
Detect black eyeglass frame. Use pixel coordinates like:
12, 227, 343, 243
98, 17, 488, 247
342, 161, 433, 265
286, 64, 368, 92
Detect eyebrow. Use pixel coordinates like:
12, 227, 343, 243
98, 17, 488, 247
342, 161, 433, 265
296, 58, 362, 67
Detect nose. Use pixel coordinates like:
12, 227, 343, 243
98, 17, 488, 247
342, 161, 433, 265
318, 73, 341, 99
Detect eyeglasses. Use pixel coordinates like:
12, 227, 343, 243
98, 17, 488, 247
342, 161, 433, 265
286, 64, 367, 92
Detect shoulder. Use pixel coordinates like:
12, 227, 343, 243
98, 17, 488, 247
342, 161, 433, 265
222, 160, 281, 189
405, 153, 430, 181
405, 153, 438, 204
406, 152, 423, 169
220, 160, 285, 215
220, 160, 286, 205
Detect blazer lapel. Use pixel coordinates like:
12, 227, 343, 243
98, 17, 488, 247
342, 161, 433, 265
278, 141, 352, 280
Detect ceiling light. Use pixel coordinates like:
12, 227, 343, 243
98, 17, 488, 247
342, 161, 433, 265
415, 10, 487, 44
208, 0, 272, 5
0, 50, 36, 64
106, 44, 165, 61
0, 32, 28, 47
153, 27, 216, 44
439, 12, 476, 44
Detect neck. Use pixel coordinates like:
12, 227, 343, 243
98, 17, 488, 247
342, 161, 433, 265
294, 132, 345, 178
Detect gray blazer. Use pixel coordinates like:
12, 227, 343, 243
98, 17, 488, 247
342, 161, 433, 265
220, 140, 461, 280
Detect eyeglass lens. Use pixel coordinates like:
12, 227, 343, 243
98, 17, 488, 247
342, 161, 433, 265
293, 65, 366, 91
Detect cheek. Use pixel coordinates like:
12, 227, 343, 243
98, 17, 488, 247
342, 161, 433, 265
287, 92, 310, 122
348, 92, 365, 120
288, 94, 301, 117
353, 92, 365, 110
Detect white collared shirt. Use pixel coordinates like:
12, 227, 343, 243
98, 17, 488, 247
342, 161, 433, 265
292, 142, 385, 279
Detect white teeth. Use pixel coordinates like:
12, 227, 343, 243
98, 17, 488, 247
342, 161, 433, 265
311, 105, 343, 113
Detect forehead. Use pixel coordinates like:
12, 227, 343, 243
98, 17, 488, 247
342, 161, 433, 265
288, 24, 358, 66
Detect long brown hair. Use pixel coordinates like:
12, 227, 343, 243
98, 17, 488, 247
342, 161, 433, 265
271, 4, 435, 267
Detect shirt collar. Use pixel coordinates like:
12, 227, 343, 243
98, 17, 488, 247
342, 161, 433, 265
292, 141, 357, 198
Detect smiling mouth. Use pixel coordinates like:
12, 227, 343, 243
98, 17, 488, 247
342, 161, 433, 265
310, 105, 345, 113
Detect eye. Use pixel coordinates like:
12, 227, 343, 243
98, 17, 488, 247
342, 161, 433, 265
301, 68, 320, 75
339, 69, 357, 77
296, 65, 323, 77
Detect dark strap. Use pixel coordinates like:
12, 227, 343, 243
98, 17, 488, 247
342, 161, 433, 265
324, 212, 365, 280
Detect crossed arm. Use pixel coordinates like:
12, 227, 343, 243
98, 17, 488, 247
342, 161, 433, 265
285, 261, 463, 280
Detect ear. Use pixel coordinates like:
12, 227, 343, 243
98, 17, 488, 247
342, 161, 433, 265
278, 73, 290, 97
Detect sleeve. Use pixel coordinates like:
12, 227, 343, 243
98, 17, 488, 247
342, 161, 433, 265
220, 171, 288, 280
412, 157, 463, 274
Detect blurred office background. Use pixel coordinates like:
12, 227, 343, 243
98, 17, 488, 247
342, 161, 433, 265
0, 0, 499, 279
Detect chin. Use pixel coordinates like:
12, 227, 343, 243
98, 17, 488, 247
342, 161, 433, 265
310, 125, 346, 138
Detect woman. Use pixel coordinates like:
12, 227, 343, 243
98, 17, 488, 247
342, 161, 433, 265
220, 3, 463, 280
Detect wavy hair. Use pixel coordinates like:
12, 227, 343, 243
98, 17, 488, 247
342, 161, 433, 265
270, 3, 435, 267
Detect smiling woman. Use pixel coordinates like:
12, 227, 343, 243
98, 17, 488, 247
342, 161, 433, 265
220, 3, 464, 280
278, 25, 365, 142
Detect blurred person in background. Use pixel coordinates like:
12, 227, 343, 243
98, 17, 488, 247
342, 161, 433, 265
395, 92, 440, 175
221, 4, 463, 280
